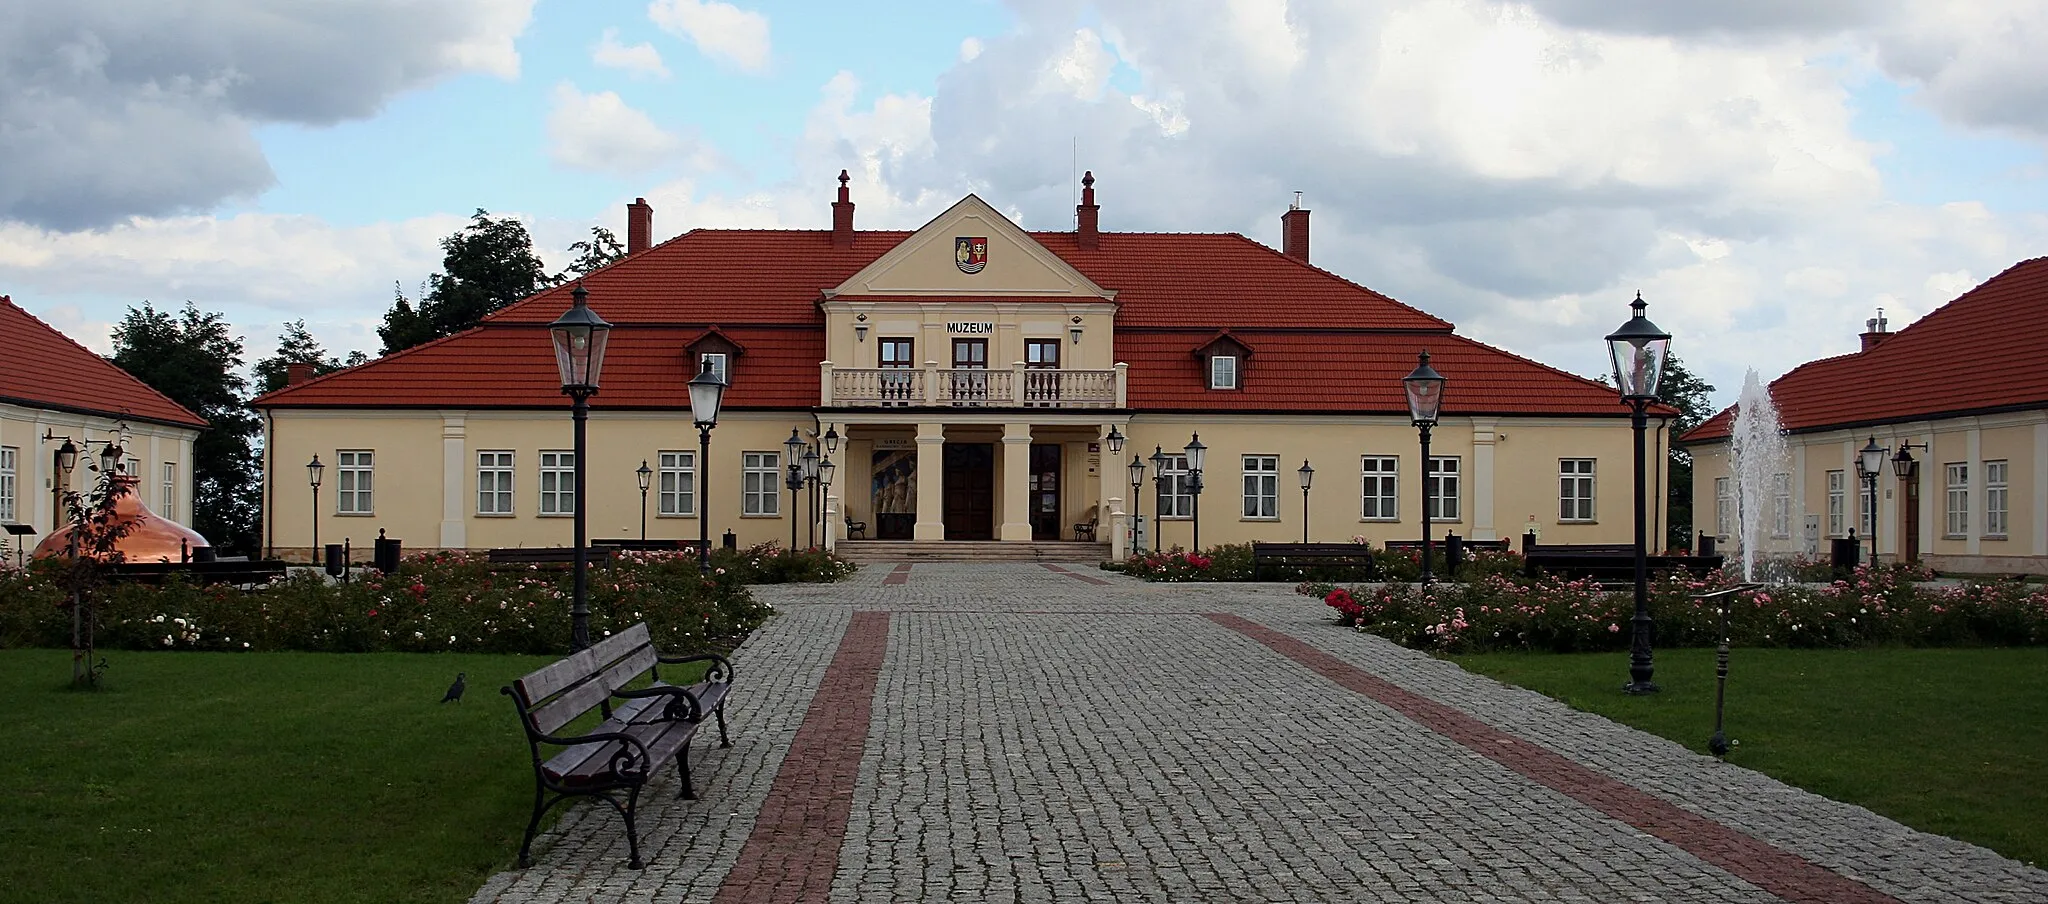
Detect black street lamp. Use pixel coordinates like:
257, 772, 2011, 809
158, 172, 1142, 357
1298, 460, 1315, 543
307, 454, 324, 563
1856, 435, 1886, 564
801, 445, 821, 548
784, 428, 805, 551
1127, 454, 1146, 554
550, 283, 611, 650
1184, 434, 1207, 552
1892, 442, 1925, 564
818, 455, 836, 542
636, 459, 652, 542
1403, 351, 1445, 584
1105, 425, 1124, 453
688, 359, 727, 575
1606, 292, 1672, 695
1148, 445, 1169, 554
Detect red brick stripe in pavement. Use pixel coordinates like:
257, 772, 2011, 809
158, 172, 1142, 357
1206, 614, 1903, 904
1040, 563, 1113, 585
713, 611, 890, 904
882, 563, 911, 585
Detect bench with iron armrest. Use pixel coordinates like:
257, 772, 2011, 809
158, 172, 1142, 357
1520, 542, 1724, 585
844, 515, 867, 539
1250, 542, 1378, 580
1381, 538, 1514, 554
501, 622, 735, 869
486, 546, 619, 567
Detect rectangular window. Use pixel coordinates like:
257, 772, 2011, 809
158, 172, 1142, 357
1945, 463, 1968, 538
1241, 455, 1278, 519
337, 450, 374, 514
1986, 460, 2008, 538
1427, 456, 1460, 521
879, 338, 914, 367
0, 446, 15, 522
477, 451, 514, 515
1826, 470, 1845, 537
951, 339, 988, 403
1025, 339, 1059, 367
879, 338, 914, 403
1715, 476, 1732, 537
1771, 473, 1791, 538
1558, 459, 1595, 522
659, 450, 695, 516
1209, 355, 1238, 390
124, 456, 140, 479
743, 452, 781, 516
162, 462, 176, 517
698, 352, 728, 383
1156, 454, 1192, 518
1360, 455, 1398, 520
539, 451, 575, 516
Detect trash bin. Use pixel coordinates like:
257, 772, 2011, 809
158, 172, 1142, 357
722, 529, 738, 551
1830, 535, 1861, 577
373, 533, 401, 572
324, 543, 345, 576
1697, 532, 1716, 558
1445, 533, 1465, 577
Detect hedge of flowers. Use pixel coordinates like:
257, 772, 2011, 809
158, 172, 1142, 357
0, 543, 853, 655
1306, 562, 2048, 654
1101, 540, 1527, 583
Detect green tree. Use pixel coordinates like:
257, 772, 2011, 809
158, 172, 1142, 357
110, 302, 261, 555
1658, 353, 1717, 550
557, 226, 626, 282
378, 210, 552, 355
253, 319, 354, 395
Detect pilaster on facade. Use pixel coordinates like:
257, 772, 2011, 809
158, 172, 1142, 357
440, 413, 468, 550
913, 424, 945, 540
1470, 418, 1498, 541
999, 424, 1033, 541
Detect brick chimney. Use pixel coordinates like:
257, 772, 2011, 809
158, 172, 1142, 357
1859, 308, 1891, 352
286, 362, 317, 386
831, 170, 855, 249
1281, 192, 1309, 262
626, 197, 653, 254
1076, 171, 1100, 250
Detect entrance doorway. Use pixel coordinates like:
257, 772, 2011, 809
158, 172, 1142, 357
943, 443, 994, 540
1030, 444, 1061, 540
870, 448, 917, 540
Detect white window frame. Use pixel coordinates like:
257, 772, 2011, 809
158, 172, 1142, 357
1558, 459, 1595, 523
1157, 454, 1193, 518
699, 352, 728, 383
1944, 462, 1968, 539
1985, 460, 2008, 539
123, 456, 140, 480
1825, 470, 1845, 537
539, 451, 576, 516
1427, 456, 1460, 522
1715, 476, 1732, 538
1360, 455, 1398, 521
659, 450, 696, 517
0, 446, 15, 523
743, 452, 781, 516
1208, 355, 1238, 390
337, 450, 374, 515
1771, 473, 1791, 538
162, 461, 176, 519
477, 451, 514, 515
1241, 455, 1278, 519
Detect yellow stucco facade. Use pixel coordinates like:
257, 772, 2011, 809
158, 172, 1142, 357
2, 402, 198, 544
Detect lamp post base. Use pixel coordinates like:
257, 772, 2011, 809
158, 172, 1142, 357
1623, 680, 1661, 696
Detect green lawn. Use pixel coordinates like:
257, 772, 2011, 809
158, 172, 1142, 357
1451, 646, 2048, 868
1, 648, 562, 904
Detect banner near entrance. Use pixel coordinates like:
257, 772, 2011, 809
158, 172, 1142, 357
954, 236, 988, 274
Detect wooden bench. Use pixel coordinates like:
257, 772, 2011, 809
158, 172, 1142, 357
591, 538, 689, 552
501, 623, 735, 869
1521, 543, 1723, 585
486, 546, 618, 567
106, 560, 289, 586
1250, 542, 1378, 580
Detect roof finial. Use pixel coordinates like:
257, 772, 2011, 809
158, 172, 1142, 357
1081, 170, 1094, 188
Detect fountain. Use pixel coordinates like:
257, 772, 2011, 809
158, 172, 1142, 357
1728, 370, 1788, 582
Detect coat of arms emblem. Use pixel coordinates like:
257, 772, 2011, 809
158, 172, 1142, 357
955, 237, 988, 274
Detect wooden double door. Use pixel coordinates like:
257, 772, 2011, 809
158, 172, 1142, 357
943, 444, 994, 540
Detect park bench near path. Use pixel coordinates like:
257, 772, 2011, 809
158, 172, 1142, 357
1520, 540, 1723, 585
1250, 542, 1379, 580
485, 546, 618, 568
501, 622, 736, 869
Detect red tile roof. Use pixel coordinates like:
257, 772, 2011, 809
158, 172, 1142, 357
0, 295, 208, 429
256, 226, 1620, 416
1685, 257, 2048, 443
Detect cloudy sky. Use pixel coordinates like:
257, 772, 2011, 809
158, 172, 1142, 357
3, 0, 2045, 409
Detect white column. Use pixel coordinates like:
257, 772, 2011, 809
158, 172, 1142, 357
1967, 426, 1982, 556
819, 361, 834, 406
824, 492, 840, 552
914, 423, 945, 540
1470, 418, 1497, 541
1000, 423, 1033, 541
1114, 362, 1128, 408
440, 414, 467, 549
2035, 423, 2047, 558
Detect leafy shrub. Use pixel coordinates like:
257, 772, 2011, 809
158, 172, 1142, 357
710, 543, 859, 584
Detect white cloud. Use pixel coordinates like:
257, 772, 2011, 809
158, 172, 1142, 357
546, 84, 698, 176
593, 27, 671, 78
648, 0, 772, 73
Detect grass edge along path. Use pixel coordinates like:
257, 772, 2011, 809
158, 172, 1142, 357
1450, 646, 2048, 870
3, 648, 573, 904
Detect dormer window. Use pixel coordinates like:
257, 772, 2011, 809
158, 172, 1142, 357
686, 328, 744, 385
699, 352, 729, 383
1209, 355, 1238, 390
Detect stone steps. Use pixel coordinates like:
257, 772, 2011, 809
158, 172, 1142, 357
835, 540, 1111, 564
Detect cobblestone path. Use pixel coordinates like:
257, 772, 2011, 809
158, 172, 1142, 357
470, 564, 2048, 904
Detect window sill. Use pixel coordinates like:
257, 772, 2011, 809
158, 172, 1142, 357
538, 513, 573, 518
1358, 518, 1399, 523
1241, 516, 1281, 522
336, 512, 375, 517
1559, 519, 1598, 525
1943, 534, 1966, 540
741, 513, 783, 519
656, 513, 700, 519
1985, 534, 2009, 541
476, 513, 515, 518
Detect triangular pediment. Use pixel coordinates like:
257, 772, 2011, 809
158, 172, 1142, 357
826, 195, 1115, 299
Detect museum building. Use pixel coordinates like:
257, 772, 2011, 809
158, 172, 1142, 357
253, 174, 1668, 561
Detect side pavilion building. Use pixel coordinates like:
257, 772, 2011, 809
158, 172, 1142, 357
254, 175, 1664, 561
